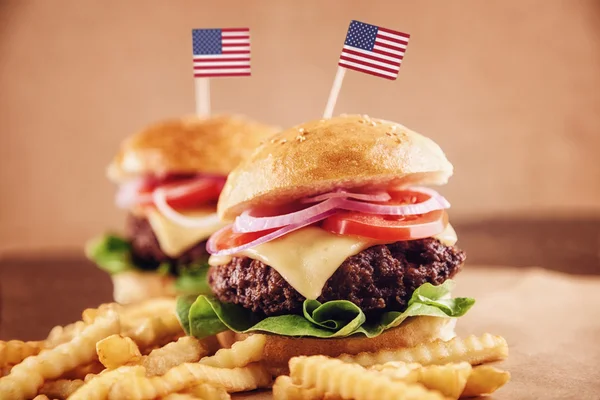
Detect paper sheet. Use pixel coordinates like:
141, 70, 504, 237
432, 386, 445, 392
234, 267, 600, 400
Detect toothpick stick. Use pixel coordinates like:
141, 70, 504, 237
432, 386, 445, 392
194, 78, 211, 117
323, 66, 347, 119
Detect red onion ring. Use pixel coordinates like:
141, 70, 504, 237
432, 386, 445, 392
338, 187, 450, 216
206, 210, 336, 256
233, 197, 345, 233
233, 187, 450, 233
153, 189, 223, 228
115, 179, 149, 209
301, 190, 391, 204
207, 209, 338, 256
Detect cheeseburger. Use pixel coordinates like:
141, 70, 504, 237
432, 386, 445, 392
86, 115, 279, 304
177, 114, 474, 372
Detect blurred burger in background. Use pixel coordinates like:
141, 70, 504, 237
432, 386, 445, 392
177, 114, 475, 372
86, 115, 279, 304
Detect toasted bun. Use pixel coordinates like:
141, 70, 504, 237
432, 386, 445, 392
107, 115, 279, 183
217, 316, 456, 375
218, 115, 453, 220
111, 271, 176, 304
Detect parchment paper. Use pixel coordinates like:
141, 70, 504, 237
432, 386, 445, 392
234, 267, 600, 400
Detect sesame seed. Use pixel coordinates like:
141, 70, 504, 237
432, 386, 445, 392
279, 139, 287, 144
270, 138, 277, 144
298, 127, 305, 133
296, 135, 306, 142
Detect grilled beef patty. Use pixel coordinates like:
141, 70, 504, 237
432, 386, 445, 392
208, 238, 466, 316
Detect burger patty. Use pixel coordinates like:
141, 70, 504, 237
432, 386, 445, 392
208, 238, 466, 316
126, 214, 209, 273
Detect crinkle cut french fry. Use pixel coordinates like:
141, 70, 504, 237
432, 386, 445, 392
108, 362, 272, 399
462, 365, 511, 397
184, 382, 231, 400
200, 334, 266, 368
376, 361, 472, 400
61, 361, 104, 380
162, 394, 202, 400
96, 334, 142, 369
45, 321, 87, 349
125, 312, 183, 349
273, 375, 342, 400
340, 333, 508, 367
0, 340, 43, 367
143, 336, 208, 376
289, 356, 445, 400
370, 361, 422, 377
119, 297, 177, 330
39, 378, 85, 399
1, 365, 12, 378
0, 310, 120, 400
69, 365, 145, 400
82, 303, 122, 324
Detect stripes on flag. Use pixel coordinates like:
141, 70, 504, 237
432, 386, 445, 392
339, 21, 409, 80
192, 28, 251, 78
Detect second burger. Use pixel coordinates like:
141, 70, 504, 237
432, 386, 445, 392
86, 115, 279, 304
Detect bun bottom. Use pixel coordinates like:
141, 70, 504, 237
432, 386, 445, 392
217, 316, 456, 375
111, 271, 176, 304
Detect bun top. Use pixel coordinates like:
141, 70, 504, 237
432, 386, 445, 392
218, 114, 453, 220
107, 115, 279, 182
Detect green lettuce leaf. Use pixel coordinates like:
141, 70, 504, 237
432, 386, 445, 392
177, 280, 475, 339
173, 262, 212, 295
85, 234, 135, 274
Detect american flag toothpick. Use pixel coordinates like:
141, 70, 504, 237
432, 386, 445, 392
191, 28, 251, 117
323, 20, 410, 118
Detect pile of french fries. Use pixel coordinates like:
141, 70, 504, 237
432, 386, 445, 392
0, 298, 271, 400
273, 334, 510, 400
0, 297, 510, 400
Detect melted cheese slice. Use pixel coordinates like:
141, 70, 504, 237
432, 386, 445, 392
146, 208, 226, 257
210, 226, 380, 299
434, 223, 457, 246
209, 223, 458, 300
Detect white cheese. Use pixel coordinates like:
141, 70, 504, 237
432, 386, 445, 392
146, 208, 226, 257
433, 223, 457, 246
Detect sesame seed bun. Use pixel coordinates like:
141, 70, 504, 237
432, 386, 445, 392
107, 114, 279, 183
217, 316, 456, 375
217, 114, 453, 220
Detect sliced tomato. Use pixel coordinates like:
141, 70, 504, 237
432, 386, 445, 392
209, 225, 277, 252
321, 209, 448, 241
137, 178, 224, 209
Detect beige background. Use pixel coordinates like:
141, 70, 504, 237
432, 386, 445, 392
1, 0, 599, 256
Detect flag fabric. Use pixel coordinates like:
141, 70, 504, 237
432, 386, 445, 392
192, 28, 251, 78
339, 20, 410, 80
